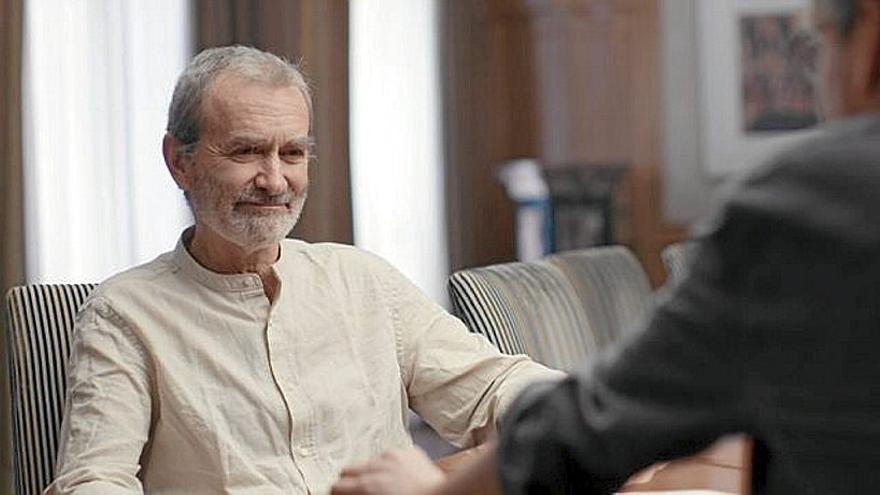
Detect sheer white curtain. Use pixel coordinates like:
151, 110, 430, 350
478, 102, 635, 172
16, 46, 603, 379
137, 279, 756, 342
349, 0, 449, 305
23, 0, 192, 283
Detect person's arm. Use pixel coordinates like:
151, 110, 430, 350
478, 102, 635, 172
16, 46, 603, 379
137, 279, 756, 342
45, 297, 153, 494
430, 443, 502, 495
333, 232, 750, 495
494, 232, 754, 493
333, 148, 875, 493
331, 444, 501, 495
374, 255, 564, 448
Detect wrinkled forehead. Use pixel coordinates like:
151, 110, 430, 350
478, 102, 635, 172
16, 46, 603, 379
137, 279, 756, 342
200, 72, 309, 135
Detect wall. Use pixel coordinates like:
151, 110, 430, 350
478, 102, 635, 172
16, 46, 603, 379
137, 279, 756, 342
661, 0, 720, 226
442, 0, 536, 271
442, 0, 689, 285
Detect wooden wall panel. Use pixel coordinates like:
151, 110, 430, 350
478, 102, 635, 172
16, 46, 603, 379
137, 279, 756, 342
442, 0, 539, 271
1, 1, 25, 491
442, 0, 685, 284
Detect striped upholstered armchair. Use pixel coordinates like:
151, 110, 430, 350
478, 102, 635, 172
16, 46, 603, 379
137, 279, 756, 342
448, 259, 600, 371
448, 245, 654, 371
545, 246, 653, 348
4, 284, 97, 495
661, 240, 698, 288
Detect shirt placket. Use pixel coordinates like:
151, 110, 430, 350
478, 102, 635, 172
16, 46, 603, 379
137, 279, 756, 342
265, 304, 324, 490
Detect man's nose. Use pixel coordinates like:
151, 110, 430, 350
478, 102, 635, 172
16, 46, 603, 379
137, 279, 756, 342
254, 155, 287, 194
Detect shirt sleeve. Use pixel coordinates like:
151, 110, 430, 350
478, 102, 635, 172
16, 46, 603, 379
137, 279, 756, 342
496, 218, 752, 493
375, 256, 565, 449
46, 297, 153, 495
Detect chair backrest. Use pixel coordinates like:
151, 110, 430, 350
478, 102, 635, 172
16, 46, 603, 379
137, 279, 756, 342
545, 246, 653, 347
661, 241, 697, 288
448, 260, 599, 371
4, 284, 97, 495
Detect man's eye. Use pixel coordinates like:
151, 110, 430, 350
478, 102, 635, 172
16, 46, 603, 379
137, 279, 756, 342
235, 146, 260, 156
282, 147, 306, 159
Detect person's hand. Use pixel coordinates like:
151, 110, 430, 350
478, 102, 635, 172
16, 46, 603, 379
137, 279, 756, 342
330, 447, 447, 495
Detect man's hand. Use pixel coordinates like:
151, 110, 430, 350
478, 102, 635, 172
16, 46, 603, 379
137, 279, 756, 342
331, 447, 447, 495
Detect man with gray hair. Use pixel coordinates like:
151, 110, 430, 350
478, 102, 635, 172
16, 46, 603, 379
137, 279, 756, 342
46, 45, 560, 494
332, 0, 880, 493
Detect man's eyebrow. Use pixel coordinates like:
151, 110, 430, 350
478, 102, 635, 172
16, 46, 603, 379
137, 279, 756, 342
223, 135, 266, 147
285, 136, 315, 148
221, 135, 313, 148
216, 135, 314, 156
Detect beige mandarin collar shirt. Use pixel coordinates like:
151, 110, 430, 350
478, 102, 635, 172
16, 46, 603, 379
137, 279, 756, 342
48, 233, 560, 495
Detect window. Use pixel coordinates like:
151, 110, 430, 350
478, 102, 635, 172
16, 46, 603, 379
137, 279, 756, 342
23, 0, 192, 282
349, 0, 449, 305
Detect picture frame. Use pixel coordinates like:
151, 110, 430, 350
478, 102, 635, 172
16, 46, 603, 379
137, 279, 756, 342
697, 0, 819, 177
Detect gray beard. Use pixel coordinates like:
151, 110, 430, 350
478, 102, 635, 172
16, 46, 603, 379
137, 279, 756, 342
187, 181, 307, 248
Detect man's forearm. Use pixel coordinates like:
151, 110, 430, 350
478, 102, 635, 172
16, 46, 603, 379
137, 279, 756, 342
431, 443, 502, 495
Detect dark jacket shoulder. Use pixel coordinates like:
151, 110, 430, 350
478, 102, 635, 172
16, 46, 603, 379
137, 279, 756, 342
717, 115, 880, 249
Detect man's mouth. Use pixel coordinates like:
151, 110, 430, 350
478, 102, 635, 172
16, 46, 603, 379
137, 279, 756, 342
235, 201, 290, 211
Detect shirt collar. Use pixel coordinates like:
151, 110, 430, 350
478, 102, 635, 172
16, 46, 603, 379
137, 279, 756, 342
171, 227, 271, 293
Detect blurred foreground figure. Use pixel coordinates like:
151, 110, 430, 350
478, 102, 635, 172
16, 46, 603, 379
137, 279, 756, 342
332, 0, 880, 493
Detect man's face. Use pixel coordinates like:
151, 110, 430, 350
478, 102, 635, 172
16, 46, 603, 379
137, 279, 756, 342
183, 74, 310, 250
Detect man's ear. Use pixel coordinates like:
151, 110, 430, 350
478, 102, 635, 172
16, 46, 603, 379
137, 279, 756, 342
865, 0, 880, 91
850, 0, 880, 94
163, 133, 192, 190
